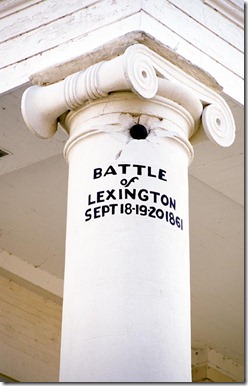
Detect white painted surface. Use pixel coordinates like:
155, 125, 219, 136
0, 250, 63, 303
0, 0, 98, 42
0, 0, 140, 69
0, 0, 40, 19
171, 0, 243, 49
21, 43, 235, 150
0, 0, 244, 381
60, 92, 193, 381
0, 153, 68, 278
190, 175, 244, 365
140, 12, 244, 104
0, 85, 68, 176
142, 0, 243, 78
0, 0, 244, 103
204, 0, 244, 27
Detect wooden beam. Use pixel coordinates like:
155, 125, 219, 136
0, 249, 63, 304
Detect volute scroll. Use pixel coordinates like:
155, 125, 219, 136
21, 43, 236, 147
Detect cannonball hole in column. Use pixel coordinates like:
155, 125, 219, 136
129, 124, 148, 140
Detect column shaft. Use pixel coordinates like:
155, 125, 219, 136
59, 93, 192, 382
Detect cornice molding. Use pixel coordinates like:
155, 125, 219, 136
203, 0, 244, 28
0, 249, 63, 304
21, 44, 235, 148
0, 0, 39, 18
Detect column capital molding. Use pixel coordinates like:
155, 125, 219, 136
62, 92, 196, 164
21, 43, 235, 148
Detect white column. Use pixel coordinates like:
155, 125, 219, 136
21, 44, 235, 383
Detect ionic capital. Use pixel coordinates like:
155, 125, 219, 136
21, 44, 235, 147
